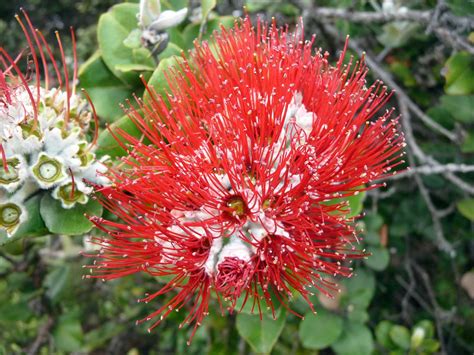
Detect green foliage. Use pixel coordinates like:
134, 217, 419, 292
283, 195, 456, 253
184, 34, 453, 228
98, 3, 152, 84
299, 309, 344, 349
444, 52, 474, 95
236, 309, 287, 354
457, 198, 474, 221
79, 52, 134, 122
40, 194, 102, 235
332, 322, 374, 355
375, 320, 440, 354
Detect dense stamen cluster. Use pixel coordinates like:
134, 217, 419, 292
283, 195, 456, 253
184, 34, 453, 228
87, 18, 404, 339
0, 11, 108, 236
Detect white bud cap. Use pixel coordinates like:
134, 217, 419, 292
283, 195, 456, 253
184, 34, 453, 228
148, 8, 188, 31
139, 0, 161, 28
204, 237, 223, 275
217, 238, 251, 265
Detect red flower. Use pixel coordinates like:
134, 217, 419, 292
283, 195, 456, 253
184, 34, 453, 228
87, 18, 404, 340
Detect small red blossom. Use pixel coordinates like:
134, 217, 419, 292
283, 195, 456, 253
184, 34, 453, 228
87, 18, 405, 340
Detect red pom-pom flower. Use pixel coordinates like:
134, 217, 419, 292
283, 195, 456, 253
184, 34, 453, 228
86, 18, 405, 339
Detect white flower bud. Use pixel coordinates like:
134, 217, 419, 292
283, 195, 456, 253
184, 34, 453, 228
411, 327, 426, 349
139, 0, 162, 28
148, 8, 188, 32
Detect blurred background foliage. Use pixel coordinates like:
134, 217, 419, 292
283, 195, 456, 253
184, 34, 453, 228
0, 0, 473, 354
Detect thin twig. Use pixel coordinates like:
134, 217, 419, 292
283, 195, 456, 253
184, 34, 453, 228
398, 98, 456, 256
341, 32, 459, 143
0, 249, 17, 265
26, 317, 54, 355
412, 263, 456, 355
310, 7, 474, 30
383, 163, 474, 181
321, 23, 474, 195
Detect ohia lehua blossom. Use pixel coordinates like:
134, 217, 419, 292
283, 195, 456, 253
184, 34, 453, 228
0, 11, 109, 237
86, 18, 405, 339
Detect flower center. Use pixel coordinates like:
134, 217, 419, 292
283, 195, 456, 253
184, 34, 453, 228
224, 195, 247, 218
39, 162, 59, 180
0, 159, 20, 184
0, 203, 21, 226
215, 257, 251, 299
31, 153, 66, 186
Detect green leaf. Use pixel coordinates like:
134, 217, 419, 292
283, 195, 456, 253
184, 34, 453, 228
420, 339, 440, 353
44, 264, 72, 303
299, 309, 343, 349
123, 28, 142, 49
236, 309, 286, 354
362, 213, 384, 246
167, 27, 186, 49
0, 301, 33, 322
324, 189, 366, 219
40, 194, 102, 235
447, 0, 474, 15
377, 22, 419, 48
457, 198, 474, 221
444, 52, 474, 95
346, 191, 366, 218
390, 62, 416, 87
364, 246, 390, 271
161, 0, 188, 11
461, 132, 474, 153
439, 95, 474, 123
182, 16, 235, 50
414, 320, 435, 339
144, 55, 184, 103
375, 321, 396, 348
364, 213, 384, 232
346, 308, 369, 324
342, 268, 375, 309
98, 3, 154, 85
96, 114, 145, 159
0, 194, 48, 246
332, 322, 374, 355
79, 52, 134, 123
202, 0, 217, 21
158, 42, 183, 60
115, 63, 155, 72
389, 325, 411, 350
84, 322, 126, 351
53, 311, 84, 352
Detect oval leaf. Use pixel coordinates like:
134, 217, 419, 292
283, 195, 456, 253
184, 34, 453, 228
40, 194, 102, 235
332, 323, 374, 355
98, 3, 154, 85
364, 246, 390, 271
444, 52, 474, 95
79, 52, 135, 123
457, 198, 474, 221
236, 309, 286, 354
96, 114, 145, 159
299, 309, 343, 350
144, 55, 184, 103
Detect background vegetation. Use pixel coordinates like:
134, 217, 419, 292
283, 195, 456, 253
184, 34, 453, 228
0, 0, 473, 354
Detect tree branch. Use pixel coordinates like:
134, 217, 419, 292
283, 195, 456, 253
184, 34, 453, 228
384, 163, 474, 181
